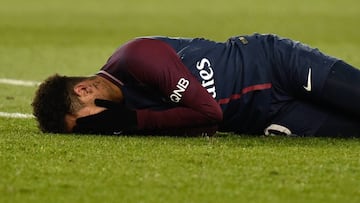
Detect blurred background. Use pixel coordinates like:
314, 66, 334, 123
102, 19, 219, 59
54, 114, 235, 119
1, 0, 359, 80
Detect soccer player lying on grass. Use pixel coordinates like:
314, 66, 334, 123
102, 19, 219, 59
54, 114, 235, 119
32, 33, 360, 137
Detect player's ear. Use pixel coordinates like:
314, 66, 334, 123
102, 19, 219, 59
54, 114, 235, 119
73, 81, 90, 96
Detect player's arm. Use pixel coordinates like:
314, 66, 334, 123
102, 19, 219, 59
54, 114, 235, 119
74, 38, 223, 135
122, 38, 223, 131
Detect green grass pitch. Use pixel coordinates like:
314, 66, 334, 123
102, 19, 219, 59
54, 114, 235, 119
1, 0, 360, 202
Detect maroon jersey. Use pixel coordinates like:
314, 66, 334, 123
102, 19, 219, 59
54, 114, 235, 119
97, 38, 222, 135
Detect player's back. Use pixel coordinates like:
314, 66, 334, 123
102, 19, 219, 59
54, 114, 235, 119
154, 36, 273, 134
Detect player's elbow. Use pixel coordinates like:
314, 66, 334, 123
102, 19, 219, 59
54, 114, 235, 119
207, 106, 223, 124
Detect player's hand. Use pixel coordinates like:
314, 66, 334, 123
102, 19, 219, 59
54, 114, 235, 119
72, 99, 137, 135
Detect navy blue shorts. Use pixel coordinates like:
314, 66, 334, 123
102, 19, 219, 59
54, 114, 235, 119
244, 34, 340, 136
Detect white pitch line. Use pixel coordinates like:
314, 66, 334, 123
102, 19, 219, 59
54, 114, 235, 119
0, 112, 34, 119
0, 78, 40, 87
0, 78, 39, 119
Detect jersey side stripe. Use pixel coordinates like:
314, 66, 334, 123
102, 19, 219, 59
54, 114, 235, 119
217, 83, 272, 105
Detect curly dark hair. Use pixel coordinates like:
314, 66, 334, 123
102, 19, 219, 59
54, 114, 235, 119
32, 74, 88, 133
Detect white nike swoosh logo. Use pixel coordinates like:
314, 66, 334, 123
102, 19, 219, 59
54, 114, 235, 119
303, 68, 312, 92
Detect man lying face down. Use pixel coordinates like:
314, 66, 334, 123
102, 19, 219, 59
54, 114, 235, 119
32, 34, 360, 137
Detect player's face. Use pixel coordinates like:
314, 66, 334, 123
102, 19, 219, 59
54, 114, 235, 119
65, 76, 123, 132
73, 76, 123, 105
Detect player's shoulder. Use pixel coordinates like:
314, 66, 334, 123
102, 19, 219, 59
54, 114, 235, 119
118, 36, 200, 58
128, 36, 193, 48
